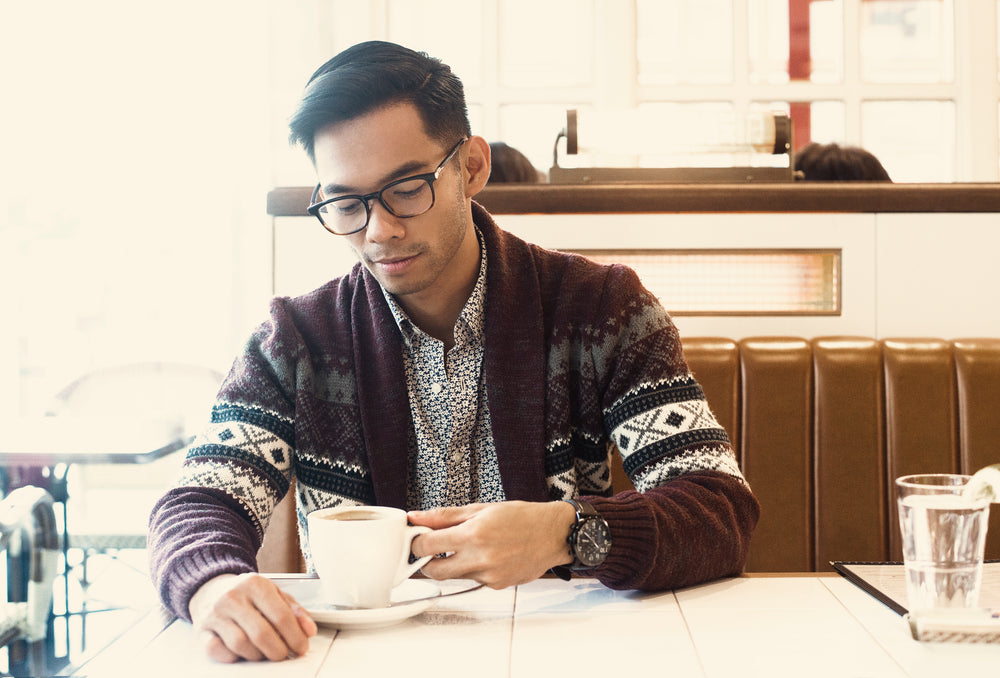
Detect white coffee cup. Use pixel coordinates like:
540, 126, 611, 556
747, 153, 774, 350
306, 505, 433, 609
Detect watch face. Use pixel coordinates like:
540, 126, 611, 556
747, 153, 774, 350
575, 518, 612, 567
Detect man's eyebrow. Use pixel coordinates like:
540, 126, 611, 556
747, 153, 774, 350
321, 159, 431, 197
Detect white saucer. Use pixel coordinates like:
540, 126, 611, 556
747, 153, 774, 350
275, 578, 441, 630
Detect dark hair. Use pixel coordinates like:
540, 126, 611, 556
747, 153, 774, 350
795, 142, 892, 182
288, 41, 472, 162
487, 142, 541, 183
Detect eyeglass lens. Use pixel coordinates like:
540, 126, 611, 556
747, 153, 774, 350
316, 178, 434, 234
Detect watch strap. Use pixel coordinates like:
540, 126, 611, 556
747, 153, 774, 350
564, 498, 607, 570
550, 499, 587, 580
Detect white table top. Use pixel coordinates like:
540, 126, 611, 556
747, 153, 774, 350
0, 416, 191, 465
76, 574, 1000, 677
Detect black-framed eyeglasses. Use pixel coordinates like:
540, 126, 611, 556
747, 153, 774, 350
307, 137, 468, 236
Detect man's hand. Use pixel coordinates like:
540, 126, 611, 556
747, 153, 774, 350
188, 572, 318, 663
407, 501, 576, 589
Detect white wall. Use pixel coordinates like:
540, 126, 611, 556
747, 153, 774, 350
875, 213, 1000, 338
273, 211, 1000, 340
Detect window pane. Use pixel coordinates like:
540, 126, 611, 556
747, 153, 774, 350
807, 101, 847, 144
499, 0, 594, 87
5, 2, 265, 415
809, 0, 844, 83
637, 0, 733, 84
388, 0, 484, 87
748, 0, 843, 84
861, 100, 955, 182
860, 0, 954, 83
748, 0, 789, 83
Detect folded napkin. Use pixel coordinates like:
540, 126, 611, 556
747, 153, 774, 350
907, 609, 1000, 643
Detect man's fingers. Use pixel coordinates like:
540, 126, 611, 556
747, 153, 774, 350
411, 523, 483, 560
417, 551, 472, 580
278, 590, 319, 648
407, 504, 482, 529
207, 618, 266, 662
195, 573, 314, 662
409, 505, 491, 559
233, 584, 312, 661
201, 630, 240, 664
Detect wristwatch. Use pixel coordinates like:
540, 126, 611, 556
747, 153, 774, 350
552, 498, 612, 580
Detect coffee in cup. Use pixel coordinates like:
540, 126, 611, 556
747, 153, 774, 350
306, 505, 432, 609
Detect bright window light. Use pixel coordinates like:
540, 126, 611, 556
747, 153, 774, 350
570, 250, 841, 315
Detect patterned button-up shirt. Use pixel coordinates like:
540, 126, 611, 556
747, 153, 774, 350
382, 231, 505, 509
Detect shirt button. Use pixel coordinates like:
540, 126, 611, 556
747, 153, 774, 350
431, 382, 443, 394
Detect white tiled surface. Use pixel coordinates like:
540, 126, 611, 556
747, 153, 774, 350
511, 579, 701, 676
677, 577, 906, 677
84, 576, 1000, 677
822, 576, 1000, 678
321, 612, 511, 678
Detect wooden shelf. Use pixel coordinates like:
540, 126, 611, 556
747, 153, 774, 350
268, 183, 1000, 217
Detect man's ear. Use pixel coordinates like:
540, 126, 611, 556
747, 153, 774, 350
462, 136, 491, 198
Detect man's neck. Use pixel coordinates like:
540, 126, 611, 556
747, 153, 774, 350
396, 230, 482, 350
404, 305, 463, 351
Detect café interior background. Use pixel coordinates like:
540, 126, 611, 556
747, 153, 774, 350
3, 0, 1000, 419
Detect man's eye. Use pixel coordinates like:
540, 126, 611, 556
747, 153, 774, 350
327, 200, 363, 216
389, 182, 428, 201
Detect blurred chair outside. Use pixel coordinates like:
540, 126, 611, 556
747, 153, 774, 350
0, 486, 60, 676
47, 362, 223, 599
1, 361, 223, 674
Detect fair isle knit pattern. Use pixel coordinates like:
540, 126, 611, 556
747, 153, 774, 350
148, 202, 758, 620
609, 376, 739, 493
178, 403, 296, 537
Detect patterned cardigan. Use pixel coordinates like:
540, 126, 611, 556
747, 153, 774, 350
148, 202, 760, 620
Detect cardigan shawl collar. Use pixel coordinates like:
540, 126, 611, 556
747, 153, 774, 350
353, 201, 549, 508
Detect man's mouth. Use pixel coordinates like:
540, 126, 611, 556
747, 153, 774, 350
370, 253, 419, 274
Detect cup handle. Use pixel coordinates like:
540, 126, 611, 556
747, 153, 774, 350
396, 524, 433, 583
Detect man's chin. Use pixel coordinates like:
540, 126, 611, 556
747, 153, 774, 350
367, 269, 422, 298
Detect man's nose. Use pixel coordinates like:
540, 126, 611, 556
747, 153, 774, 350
364, 200, 406, 242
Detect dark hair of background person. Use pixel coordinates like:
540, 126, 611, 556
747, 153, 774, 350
794, 142, 892, 181
288, 41, 472, 163
488, 142, 543, 183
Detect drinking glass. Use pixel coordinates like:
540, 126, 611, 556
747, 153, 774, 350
896, 473, 991, 611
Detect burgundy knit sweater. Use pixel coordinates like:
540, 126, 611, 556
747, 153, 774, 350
148, 203, 759, 620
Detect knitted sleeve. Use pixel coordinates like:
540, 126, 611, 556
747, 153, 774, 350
147, 298, 300, 620
584, 264, 759, 590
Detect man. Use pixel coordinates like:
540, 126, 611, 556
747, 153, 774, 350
795, 142, 892, 181
148, 40, 759, 663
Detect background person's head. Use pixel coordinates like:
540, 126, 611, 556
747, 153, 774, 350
289, 41, 472, 163
487, 142, 543, 183
795, 142, 892, 182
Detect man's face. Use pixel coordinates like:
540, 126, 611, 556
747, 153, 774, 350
312, 103, 478, 306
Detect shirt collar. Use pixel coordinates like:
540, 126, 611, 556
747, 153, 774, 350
382, 227, 487, 347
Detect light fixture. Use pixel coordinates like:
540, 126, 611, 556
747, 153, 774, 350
550, 108, 796, 184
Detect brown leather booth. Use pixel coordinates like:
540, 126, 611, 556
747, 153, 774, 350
676, 336, 1000, 572
257, 337, 1000, 574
